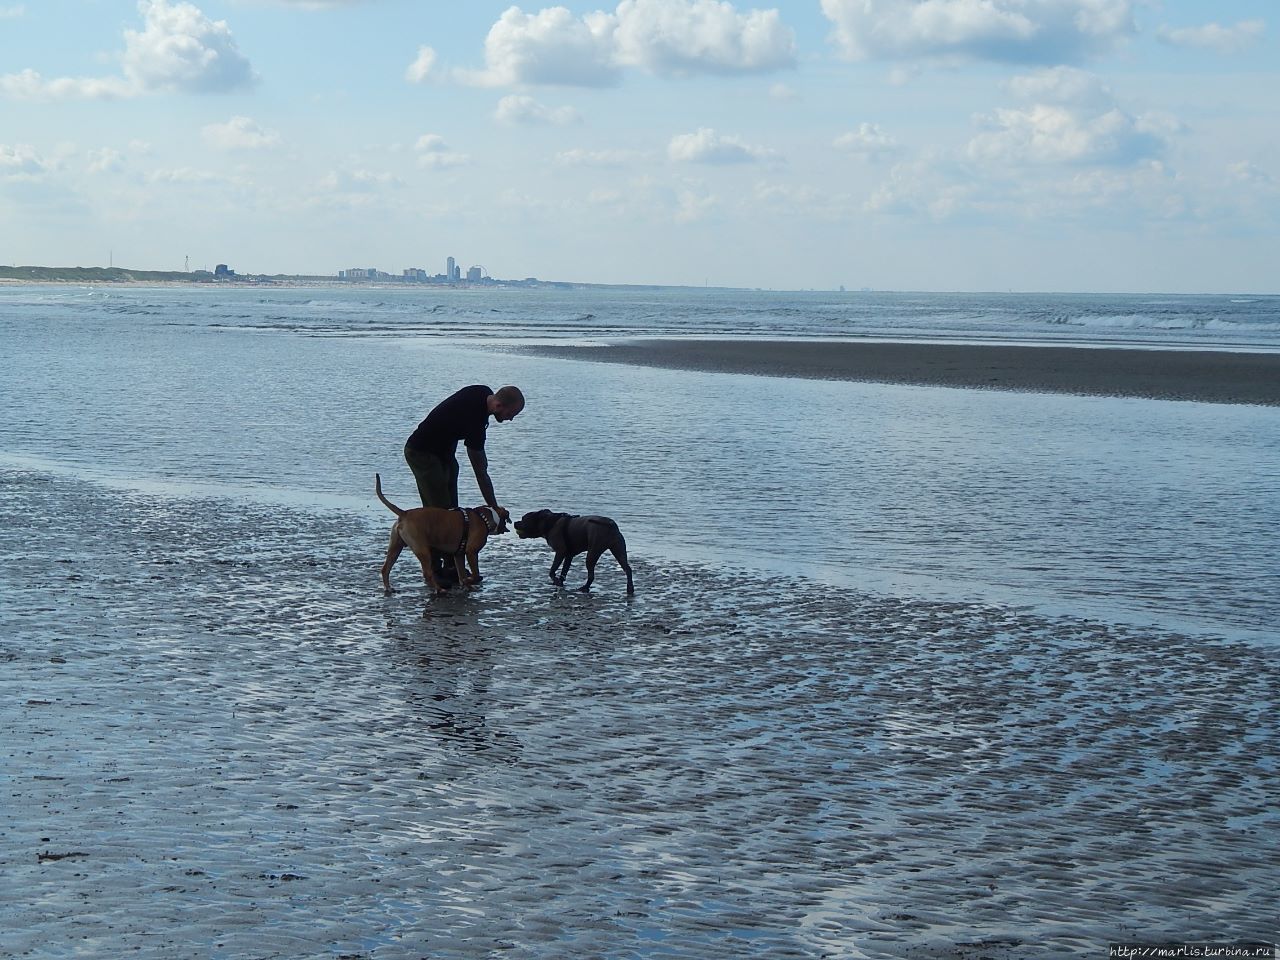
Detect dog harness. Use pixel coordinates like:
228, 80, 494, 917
452, 508, 470, 556
453, 507, 502, 555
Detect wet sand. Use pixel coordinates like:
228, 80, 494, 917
2, 467, 1276, 958
519, 339, 1280, 405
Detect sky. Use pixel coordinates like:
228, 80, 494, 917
1, 0, 1277, 292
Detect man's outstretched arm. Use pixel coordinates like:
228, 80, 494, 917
466, 446, 503, 513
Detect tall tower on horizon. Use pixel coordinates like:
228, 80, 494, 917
446, 256, 455, 279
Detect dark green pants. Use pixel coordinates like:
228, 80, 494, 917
403, 444, 460, 576
403, 444, 459, 509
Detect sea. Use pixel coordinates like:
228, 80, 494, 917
2, 284, 1277, 642
4, 282, 1279, 958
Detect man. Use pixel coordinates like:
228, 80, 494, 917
403, 384, 524, 584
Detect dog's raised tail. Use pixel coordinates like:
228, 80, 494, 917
374, 472, 406, 517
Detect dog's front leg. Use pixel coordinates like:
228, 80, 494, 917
463, 550, 481, 588
451, 553, 473, 591
550, 552, 571, 585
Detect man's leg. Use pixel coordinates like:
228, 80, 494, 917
404, 446, 459, 584
404, 444, 451, 508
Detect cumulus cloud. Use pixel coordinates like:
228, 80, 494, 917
0, 142, 48, 178
405, 45, 437, 83
495, 94, 582, 125
414, 134, 469, 169
610, 0, 796, 76
820, 0, 1136, 65
202, 116, 282, 150
1156, 20, 1264, 55
834, 122, 901, 160
122, 0, 256, 93
668, 127, 778, 164
1005, 64, 1111, 106
87, 148, 126, 174
0, 69, 132, 101
462, 6, 619, 87
966, 67, 1179, 167
1, 0, 255, 100
452, 0, 795, 87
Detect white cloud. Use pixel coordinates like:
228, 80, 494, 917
458, 0, 795, 88
768, 82, 798, 102
668, 127, 778, 164
820, 0, 1135, 64
556, 148, 640, 167
1156, 20, 1264, 55
463, 6, 618, 87
87, 148, 126, 174
834, 122, 901, 160
1227, 161, 1272, 187
123, 0, 257, 94
0, 68, 133, 101
405, 46, 437, 83
674, 184, 718, 221
1005, 64, 1111, 106
0, 142, 48, 178
0, 5, 26, 19
319, 168, 404, 192
202, 116, 282, 150
610, 0, 796, 76
966, 68, 1178, 167
1, 0, 255, 101
414, 134, 469, 169
146, 167, 243, 185
495, 94, 582, 125
865, 156, 979, 219
752, 180, 835, 213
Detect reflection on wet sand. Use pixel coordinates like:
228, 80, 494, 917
389, 622, 522, 770
2, 468, 1276, 959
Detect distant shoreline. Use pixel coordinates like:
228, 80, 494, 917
4, 269, 1275, 297
517, 338, 1280, 406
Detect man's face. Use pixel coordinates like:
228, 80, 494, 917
493, 402, 522, 423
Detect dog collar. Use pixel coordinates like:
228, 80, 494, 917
476, 506, 501, 534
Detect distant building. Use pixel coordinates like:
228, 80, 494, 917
214, 263, 235, 278
446, 256, 455, 280
466, 265, 482, 282
403, 268, 427, 280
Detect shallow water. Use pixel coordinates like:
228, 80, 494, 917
2, 472, 1276, 958
1, 284, 1277, 640
2, 284, 1278, 958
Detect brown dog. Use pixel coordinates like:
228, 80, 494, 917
375, 473, 508, 594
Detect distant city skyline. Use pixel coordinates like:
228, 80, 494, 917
1, 1, 1277, 293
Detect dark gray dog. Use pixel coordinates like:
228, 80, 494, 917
514, 510, 635, 594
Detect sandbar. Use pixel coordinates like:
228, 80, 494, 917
519, 339, 1280, 405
